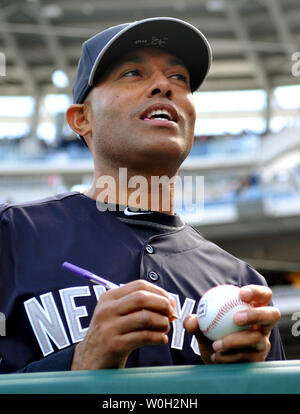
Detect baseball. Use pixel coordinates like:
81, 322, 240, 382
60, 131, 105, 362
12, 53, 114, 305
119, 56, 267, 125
197, 285, 251, 341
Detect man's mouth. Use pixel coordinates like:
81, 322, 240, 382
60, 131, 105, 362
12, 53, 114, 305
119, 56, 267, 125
140, 104, 179, 124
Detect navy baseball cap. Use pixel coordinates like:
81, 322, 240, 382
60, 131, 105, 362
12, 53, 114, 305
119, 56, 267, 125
72, 17, 212, 105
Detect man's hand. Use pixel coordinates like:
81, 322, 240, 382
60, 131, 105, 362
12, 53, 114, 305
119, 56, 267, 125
183, 284, 281, 364
71, 280, 176, 370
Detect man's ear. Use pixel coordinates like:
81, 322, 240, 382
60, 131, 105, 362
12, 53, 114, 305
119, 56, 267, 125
66, 104, 91, 138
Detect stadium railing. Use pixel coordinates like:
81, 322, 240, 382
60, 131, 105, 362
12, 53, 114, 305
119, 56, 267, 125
0, 360, 299, 394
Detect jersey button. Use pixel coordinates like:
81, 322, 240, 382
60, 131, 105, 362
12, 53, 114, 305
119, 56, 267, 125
145, 244, 154, 254
148, 271, 159, 282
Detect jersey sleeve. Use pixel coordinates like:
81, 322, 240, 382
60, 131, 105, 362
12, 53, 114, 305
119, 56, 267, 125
0, 203, 10, 256
244, 262, 286, 361
266, 324, 286, 361
15, 346, 75, 373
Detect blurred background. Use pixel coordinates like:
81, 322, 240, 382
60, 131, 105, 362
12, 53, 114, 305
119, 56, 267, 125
0, 0, 300, 359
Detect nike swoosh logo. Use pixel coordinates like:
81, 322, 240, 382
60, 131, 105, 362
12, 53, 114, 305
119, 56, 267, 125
124, 207, 153, 216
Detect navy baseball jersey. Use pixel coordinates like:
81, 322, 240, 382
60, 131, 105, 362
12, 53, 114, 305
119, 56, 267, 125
0, 192, 285, 373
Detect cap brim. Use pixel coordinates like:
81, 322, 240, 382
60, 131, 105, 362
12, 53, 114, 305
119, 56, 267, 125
89, 17, 212, 92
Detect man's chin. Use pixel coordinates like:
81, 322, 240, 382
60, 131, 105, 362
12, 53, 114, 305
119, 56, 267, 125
131, 147, 190, 176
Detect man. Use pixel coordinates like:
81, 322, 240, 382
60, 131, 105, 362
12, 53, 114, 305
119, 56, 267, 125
0, 17, 284, 373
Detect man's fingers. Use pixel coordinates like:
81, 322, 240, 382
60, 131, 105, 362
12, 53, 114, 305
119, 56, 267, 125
100, 279, 177, 320
116, 309, 171, 334
106, 279, 172, 302
239, 284, 273, 306
184, 314, 214, 364
211, 345, 270, 364
183, 313, 198, 334
115, 330, 169, 354
211, 329, 271, 363
183, 314, 212, 345
116, 290, 174, 317
234, 305, 281, 334
212, 329, 265, 352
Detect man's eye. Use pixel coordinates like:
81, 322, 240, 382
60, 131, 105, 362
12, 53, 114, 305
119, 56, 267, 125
171, 73, 188, 82
122, 70, 140, 77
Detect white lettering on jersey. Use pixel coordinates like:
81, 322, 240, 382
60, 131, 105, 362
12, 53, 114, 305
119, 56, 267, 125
24, 292, 70, 356
93, 284, 106, 301
190, 334, 201, 355
59, 286, 91, 344
24, 287, 201, 357
169, 294, 196, 351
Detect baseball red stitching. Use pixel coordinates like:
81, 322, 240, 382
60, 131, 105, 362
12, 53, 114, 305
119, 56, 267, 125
202, 298, 247, 336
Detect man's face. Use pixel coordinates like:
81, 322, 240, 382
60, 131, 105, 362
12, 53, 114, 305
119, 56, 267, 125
86, 47, 196, 176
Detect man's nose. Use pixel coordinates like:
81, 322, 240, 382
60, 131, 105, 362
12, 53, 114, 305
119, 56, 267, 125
151, 87, 172, 98
147, 74, 172, 98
